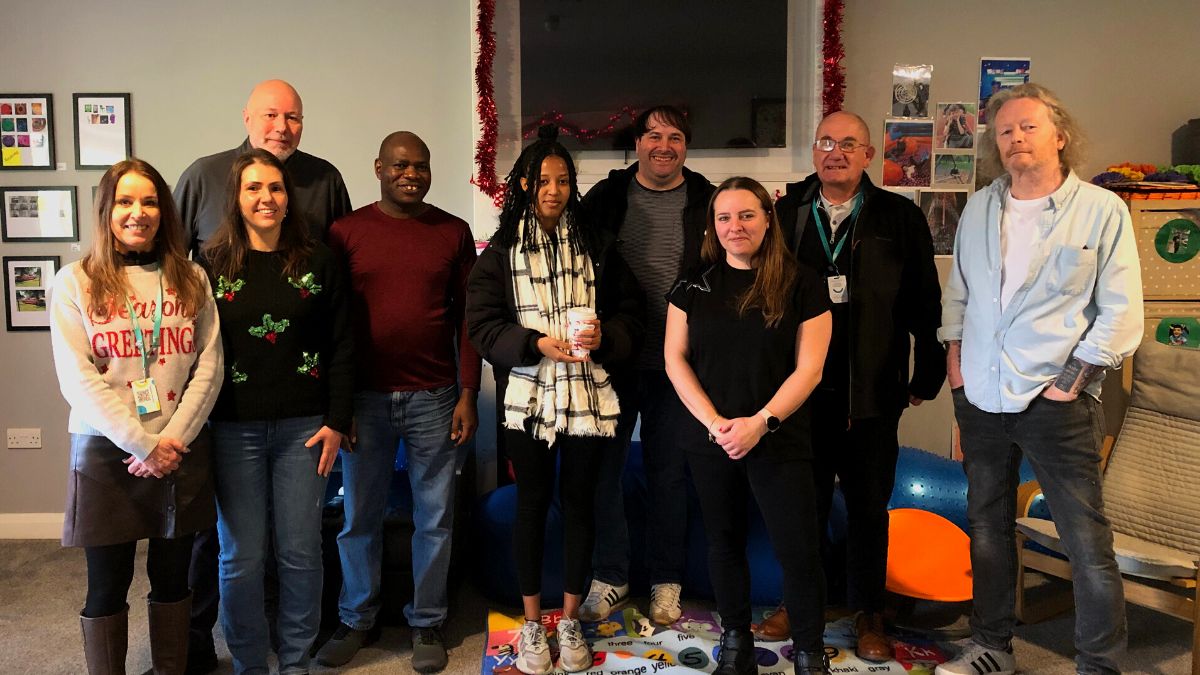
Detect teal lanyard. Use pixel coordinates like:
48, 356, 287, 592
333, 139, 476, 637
124, 270, 164, 380
811, 193, 863, 269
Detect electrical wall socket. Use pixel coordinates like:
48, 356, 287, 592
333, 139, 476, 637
6, 428, 41, 449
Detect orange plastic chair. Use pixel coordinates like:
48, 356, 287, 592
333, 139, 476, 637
885, 508, 973, 602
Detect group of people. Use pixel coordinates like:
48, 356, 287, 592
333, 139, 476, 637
50, 77, 1143, 675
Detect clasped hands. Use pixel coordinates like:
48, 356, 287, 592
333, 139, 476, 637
708, 415, 767, 460
124, 437, 187, 478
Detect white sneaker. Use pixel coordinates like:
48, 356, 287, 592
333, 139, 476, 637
649, 583, 682, 625
556, 617, 593, 672
934, 641, 1016, 675
515, 621, 552, 675
579, 579, 629, 622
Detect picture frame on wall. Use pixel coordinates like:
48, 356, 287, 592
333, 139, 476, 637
73, 93, 132, 169
0, 186, 78, 242
0, 93, 55, 170
4, 255, 60, 331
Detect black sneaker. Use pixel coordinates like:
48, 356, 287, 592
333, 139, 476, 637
315, 622, 381, 667
411, 626, 449, 673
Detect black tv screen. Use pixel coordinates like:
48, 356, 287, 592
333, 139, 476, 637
519, 0, 789, 151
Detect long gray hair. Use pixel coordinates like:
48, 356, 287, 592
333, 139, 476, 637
978, 82, 1087, 181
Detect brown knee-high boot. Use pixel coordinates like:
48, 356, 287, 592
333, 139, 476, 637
146, 594, 192, 675
81, 605, 129, 675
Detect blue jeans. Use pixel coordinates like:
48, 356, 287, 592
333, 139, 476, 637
953, 389, 1126, 675
212, 415, 329, 675
337, 386, 458, 630
592, 370, 690, 586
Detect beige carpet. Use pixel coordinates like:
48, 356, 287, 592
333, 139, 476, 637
0, 540, 1191, 674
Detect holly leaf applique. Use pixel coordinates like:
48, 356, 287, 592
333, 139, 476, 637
248, 314, 290, 344
230, 363, 248, 384
287, 273, 323, 299
296, 351, 320, 378
215, 276, 246, 302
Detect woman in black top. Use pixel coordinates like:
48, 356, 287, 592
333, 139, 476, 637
664, 176, 833, 675
201, 149, 353, 675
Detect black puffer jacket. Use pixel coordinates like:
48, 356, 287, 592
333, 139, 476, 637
466, 228, 645, 421
776, 172, 945, 417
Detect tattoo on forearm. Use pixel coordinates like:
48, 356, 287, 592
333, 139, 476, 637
1053, 356, 1104, 395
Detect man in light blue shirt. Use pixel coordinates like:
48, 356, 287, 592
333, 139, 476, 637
936, 84, 1143, 675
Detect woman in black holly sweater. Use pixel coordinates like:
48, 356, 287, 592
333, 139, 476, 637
200, 148, 353, 675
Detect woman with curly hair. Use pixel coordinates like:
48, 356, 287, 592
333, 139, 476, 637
467, 127, 644, 675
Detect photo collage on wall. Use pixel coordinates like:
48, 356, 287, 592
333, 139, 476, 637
0, 95, 54, 169
881, 59, 1030, 255
3, 256, 59, 331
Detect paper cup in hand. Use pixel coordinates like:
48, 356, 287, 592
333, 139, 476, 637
567, 307, 597, 358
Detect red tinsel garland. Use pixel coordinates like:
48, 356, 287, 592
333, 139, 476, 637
472, 0, 847, 204
822, 0, 846, 116
521, 106, 639, 143
471, 0, 505, 209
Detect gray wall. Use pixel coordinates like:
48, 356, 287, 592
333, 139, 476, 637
2, 0, 1197, 518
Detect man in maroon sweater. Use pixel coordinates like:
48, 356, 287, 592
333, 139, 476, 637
319, 131, 481, 672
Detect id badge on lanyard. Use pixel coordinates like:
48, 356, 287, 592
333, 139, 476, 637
812, 195, 861, 305
126, 272, 164, 415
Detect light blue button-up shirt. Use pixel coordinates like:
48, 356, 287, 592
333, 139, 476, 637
939, 171, 1144, 413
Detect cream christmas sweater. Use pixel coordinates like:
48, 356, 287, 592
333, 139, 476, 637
50, 261, 223, 461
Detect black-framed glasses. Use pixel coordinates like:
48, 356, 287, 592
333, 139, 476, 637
813, 138, 868, 153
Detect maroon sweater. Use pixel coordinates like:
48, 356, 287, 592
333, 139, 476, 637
328, 203, 481, 392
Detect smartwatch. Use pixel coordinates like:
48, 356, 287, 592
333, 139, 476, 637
759, 408, 781, 432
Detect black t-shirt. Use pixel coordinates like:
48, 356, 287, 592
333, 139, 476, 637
668, 260, 830, 458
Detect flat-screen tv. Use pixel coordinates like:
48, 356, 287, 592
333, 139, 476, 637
519, 0, 789, 151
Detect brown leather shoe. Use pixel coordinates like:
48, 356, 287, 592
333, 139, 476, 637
854, 612, 892, 663
752, 605, 790, 641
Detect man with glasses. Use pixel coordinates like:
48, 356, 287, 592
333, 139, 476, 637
764, 111, 945, 663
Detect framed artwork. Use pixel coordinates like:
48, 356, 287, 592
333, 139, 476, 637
882, 119, 933, 188
891, 64, 932, 118
73, 93, 132, 169
0, 186, 78, 242
0, 94, 55, 170
978, 58, 1031, 126
4, 255, 59, 331
933, 153, 976, 188
935, 102, 977, 150
920, 190, 969, 257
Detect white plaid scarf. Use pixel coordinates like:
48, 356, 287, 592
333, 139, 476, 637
503, 218, 619, 444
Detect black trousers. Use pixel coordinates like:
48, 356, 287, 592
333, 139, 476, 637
187, 526, 220, 648
84, 535, 194, 618
687, 446, 825, 651
505, 429, 605, 597
811, 391, 900, 613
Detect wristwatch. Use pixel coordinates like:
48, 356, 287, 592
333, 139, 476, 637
759, 408, 781, 432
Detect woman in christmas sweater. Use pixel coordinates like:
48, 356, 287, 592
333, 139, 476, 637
200, 148, 353, 675
50, 158, 223, 674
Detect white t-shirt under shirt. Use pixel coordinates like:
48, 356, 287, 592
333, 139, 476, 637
999, 191, 1049, 311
